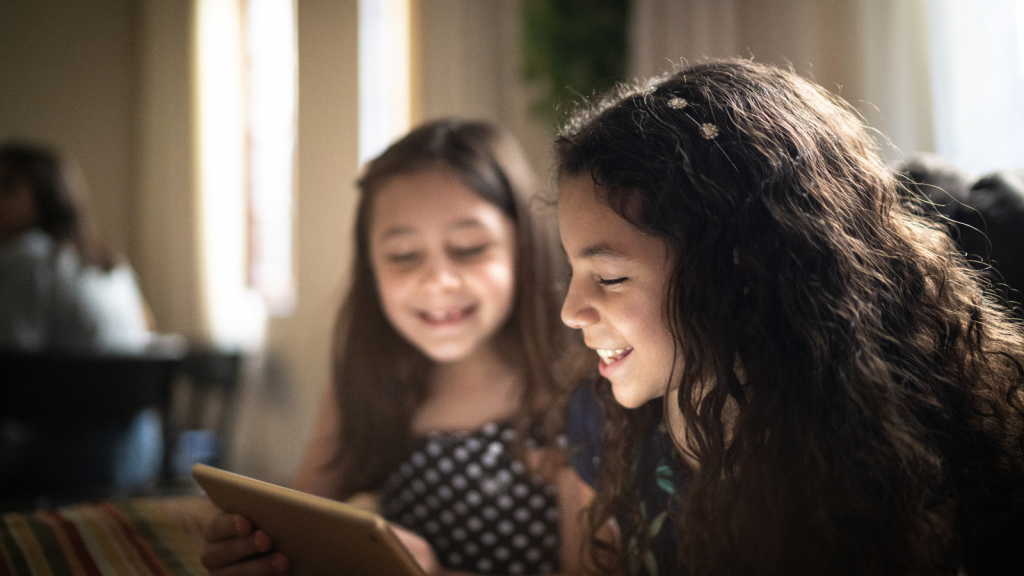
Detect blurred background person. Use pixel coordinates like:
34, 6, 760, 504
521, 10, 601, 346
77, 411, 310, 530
958, 170, 1024, 319
890, 151, 974, 223
892, 153, 1024, 319
0, 141, 152, 353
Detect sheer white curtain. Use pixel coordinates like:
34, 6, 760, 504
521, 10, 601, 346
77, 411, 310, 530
927, 0, 1024, 174
628, 0, 935, 160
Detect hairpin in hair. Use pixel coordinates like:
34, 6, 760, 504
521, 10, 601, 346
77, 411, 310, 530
667, 97, 688, 109
700, 123, 720, 140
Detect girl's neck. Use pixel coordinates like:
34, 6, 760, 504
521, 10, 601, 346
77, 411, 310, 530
665, 386, 739, 471
412, 342, 523, 435
428, 342, 516, 392
665, 388, 687, 440
666, 387, 700, 470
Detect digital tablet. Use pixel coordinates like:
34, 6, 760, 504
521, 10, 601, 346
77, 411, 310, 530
192, 463, 425, 576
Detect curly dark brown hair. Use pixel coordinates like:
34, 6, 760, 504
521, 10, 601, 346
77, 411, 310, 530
556, 59, 1024, 575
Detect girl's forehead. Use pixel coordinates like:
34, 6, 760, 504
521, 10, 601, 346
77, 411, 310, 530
559, 176, 631, 245
557, 175, 616, 220
370, 170, 513, 240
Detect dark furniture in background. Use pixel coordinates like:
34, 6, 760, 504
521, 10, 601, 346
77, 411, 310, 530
170, 348, 244, 478
0, 346, 243, 511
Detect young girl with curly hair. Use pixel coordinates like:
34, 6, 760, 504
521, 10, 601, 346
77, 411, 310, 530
557, 59, 1024, 575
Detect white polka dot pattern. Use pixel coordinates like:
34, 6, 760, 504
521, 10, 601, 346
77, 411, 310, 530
380, 422, 560, 574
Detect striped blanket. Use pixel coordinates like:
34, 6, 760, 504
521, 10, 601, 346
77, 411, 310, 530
0, 497, 216, 576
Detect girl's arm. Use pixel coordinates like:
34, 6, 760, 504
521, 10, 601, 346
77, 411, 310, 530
556, 464, 595, 574
294, 388, 382, 511
292, 387, 344, 497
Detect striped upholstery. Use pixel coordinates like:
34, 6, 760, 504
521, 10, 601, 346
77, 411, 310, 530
0, 497, 215, 576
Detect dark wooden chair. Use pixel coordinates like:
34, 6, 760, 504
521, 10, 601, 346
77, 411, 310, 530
166, 347, 244, 479
0, 350, 183, 510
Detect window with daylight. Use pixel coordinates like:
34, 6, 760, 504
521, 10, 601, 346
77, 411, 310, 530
245, 0, 298, 316
927, 0, 1024, 173
195, 0, 296, 348
359, 0, 413, 164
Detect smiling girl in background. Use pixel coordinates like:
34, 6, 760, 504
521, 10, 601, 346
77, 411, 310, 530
202, 119, 590, 576
556, 60, 1024, 575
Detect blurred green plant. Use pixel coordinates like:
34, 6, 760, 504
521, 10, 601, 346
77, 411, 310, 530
522, 0, 630, 127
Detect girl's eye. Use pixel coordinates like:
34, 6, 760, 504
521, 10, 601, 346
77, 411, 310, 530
597, 277, 627, 286
449, 244, 488, 259
388, 252, 420, 264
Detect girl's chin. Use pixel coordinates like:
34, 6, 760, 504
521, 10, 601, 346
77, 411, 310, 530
609, 380, 666, 409
421, 341, 487, 364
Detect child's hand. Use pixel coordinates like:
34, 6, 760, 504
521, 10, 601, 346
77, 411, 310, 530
200, 511, 290, 576
388, 523, 445, 576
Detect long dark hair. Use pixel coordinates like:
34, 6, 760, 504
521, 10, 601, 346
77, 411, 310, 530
0, 141, 117, 271
556, 60, 1024, 575
331, 119, 581, 497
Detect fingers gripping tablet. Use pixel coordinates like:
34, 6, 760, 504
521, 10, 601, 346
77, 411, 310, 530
192, 464, 425, 576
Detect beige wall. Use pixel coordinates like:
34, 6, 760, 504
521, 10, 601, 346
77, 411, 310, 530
415, 0, 556, 182
135, 0, 204, 338
0, 0, 138, 256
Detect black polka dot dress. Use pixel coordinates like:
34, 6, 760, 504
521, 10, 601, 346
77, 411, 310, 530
379, 422, 561, 575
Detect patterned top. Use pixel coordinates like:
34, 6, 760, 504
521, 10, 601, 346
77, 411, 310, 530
566, 382, 688, 576
379, 422, 561, 575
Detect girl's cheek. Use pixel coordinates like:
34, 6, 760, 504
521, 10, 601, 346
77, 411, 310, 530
373, 270, 407, 314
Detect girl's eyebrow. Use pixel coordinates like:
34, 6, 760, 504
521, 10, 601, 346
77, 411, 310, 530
378, 226, 416, 241
448, 218, 485, 230
379, 218, 485, 241
577, 243, 628, 261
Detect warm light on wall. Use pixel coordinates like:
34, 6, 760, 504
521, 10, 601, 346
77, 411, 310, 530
195, 0, 267, 348
246, 0, 297, 316
359, 0, 412, 164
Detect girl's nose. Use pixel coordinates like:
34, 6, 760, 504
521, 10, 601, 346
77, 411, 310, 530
422, 256, 462, 291
561, 281, 599, 329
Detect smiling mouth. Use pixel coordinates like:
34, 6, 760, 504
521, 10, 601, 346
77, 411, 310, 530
419, 305, 476, 325
596, 348, 632, 364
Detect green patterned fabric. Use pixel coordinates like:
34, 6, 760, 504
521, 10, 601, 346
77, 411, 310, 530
622, 418, 687, 576
566, 385, 688, 576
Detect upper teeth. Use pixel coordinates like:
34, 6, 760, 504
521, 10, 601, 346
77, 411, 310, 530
596, 348, 632, 364
425, 310, 461, 321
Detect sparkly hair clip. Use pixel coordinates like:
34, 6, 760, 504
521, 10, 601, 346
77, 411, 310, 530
663, 95, 719, 139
